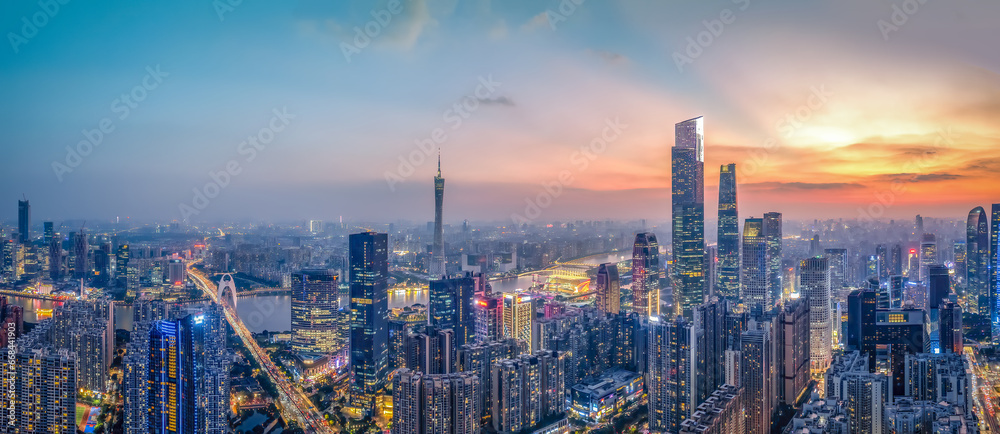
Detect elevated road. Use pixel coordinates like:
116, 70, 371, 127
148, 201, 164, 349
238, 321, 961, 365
188, 263, 332, 433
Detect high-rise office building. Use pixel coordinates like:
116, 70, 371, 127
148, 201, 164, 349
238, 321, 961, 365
349, 231, 390, 414
73, 229, 88, 279
632, 232, 660, 317
968, 206, 990, 313
672, 117, 706, 320
43, 221, 53, 244
891, 244, 903, 277
392, 369, 482, 434
291, 269, 341, 355
741, 329, 772, 434
763, 212, 782, 305
717, 163, 740, 300
825, 248, 848, 291
17, 199, 29, 244
875, 244, 889, 281
594, 262, 621, 315
502, 293, 533, 349
919, 234, 937, 283
940, 300, 963, 355
125, 306, 229, 434
799, 257, 832, 372
432, 152, 446, 277
491, 351, 566, 433
429, 274, 476, 347
474, 294, 503, 343
991, 203, 1000, 345
954, 241, 967, 287
0, 320, 77, 434
48, 234, 62, 280
778, 297, 810, 406
647, 316, 692, 433
741, 218, 769, 309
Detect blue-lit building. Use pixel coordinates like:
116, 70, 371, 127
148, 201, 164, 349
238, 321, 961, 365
569, 369, 643, 423
129, 306, 230, 434
349, 231, 390, 415
428, 274, 476, 347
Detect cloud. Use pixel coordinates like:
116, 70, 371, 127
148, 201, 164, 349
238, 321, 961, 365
521, 12, 551, 32
587, 49, 629, 65
476, 96, 515, 106
743, 182, 866, 192
872, 173, 964, 183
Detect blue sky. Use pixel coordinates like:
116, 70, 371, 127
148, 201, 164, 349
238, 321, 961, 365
2, 0, 999, 224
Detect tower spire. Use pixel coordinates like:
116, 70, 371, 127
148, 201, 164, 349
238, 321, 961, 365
437, 147, 442, 177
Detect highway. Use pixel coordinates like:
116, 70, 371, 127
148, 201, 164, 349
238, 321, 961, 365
188, 262, 333, 433
965, 346, 999, 432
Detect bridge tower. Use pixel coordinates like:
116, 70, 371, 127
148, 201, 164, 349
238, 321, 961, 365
218, 273, 238, 309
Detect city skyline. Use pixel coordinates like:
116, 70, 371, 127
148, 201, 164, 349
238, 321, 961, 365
2, 1, 999, 222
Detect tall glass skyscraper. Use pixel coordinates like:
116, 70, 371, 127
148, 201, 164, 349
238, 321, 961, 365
17, 199, 29, 243
632, 232, 660, 317
717, 163, 739, 300
991, 203, 1000, 344
429, 274, 476, 347
672, 116, 706, 320
741, 218, 768, 310
967, 206, 989, 314
799, 257, 832, 372
291, 269, 341, 355
594, 263, 621, 315
349, 231, 389, 414
763, 212, 783, 306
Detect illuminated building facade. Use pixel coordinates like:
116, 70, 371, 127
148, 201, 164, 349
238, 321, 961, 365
632, 232, 660, 317
968, 206, 989, 314
799, 257, 832, 372
717, 163, 740, 300
391, 369, 481, 434
647, 316, 692, 433
741, 218, 769, 309
502, 293, 533, 348
429, 274, 476, 347
593, 262, 621, 315
291, 269, 341, 355
763, 212, 782, 305
349, 231, 390, 414
672, 116, 706, 320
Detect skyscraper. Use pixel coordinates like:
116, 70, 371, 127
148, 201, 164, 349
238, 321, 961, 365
717, 163, 740, 300
741, 218, 769, 309
799, 257, 832, 372
49, 234, 62, 280
429, 274, 476, 347
73, 230, 89, 279
594, 262, 621, 314
672, 116, 706, 320
432, 151, 446, 277
763, 212, 783, 305
647, 315, 693, 433
43, 221, 53, 244
502, 293, 533, 348
632, 232, 660, 317
778, 297, 810, 406
349, 231, 390, 414
125, 307, 230, 434
291, 269, 341, 355
17, 198, 29, 244
741, 329, 772, 434
825, 248, 848, 291
919, 234, 937, 283
968, 206, 990, 314
991, 203, 1000, 345
0, 320, 77, 434
391, 369, 482, 434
